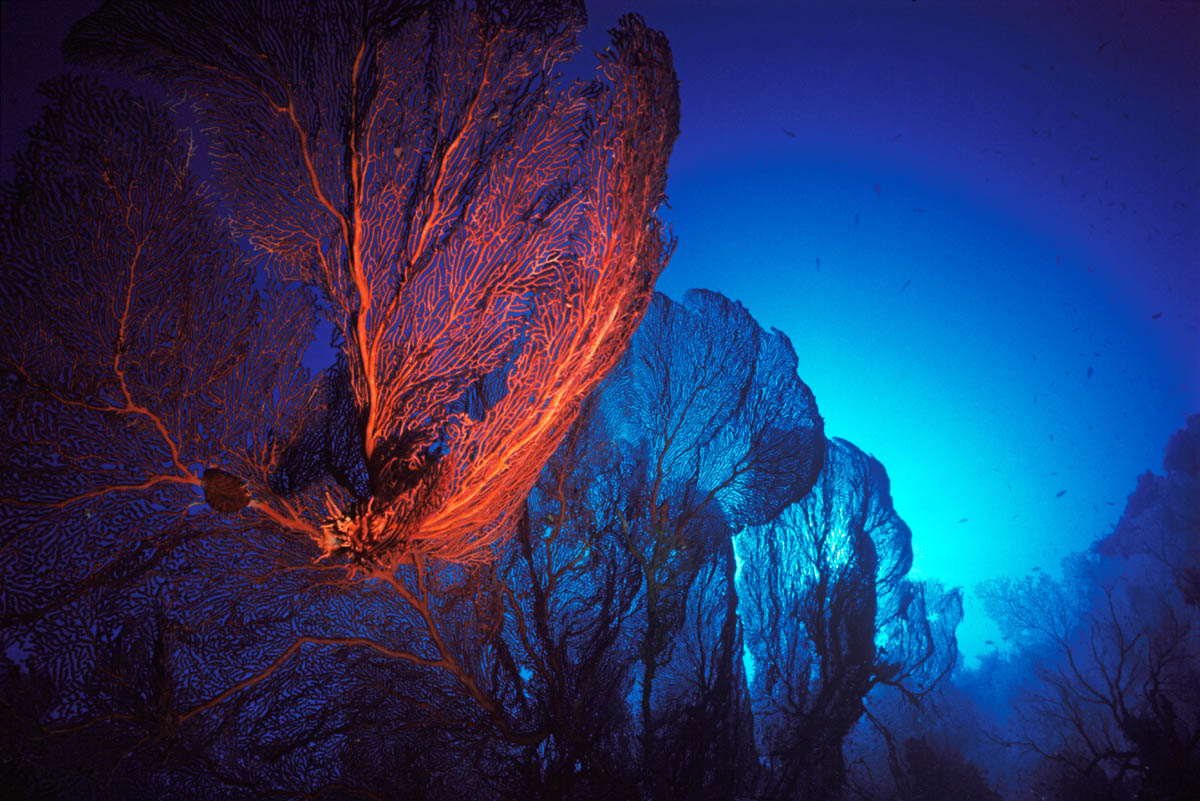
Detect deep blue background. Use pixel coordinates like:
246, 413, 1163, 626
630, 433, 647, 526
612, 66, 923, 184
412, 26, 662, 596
4, 0, 1197, 663
573, 0, 1199, 662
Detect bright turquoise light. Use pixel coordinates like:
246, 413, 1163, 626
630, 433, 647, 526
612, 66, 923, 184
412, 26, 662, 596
656, 153, 1190, 662
575, 0, 1197, 667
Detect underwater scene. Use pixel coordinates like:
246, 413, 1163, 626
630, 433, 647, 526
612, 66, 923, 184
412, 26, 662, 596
2, 1, 1196, 799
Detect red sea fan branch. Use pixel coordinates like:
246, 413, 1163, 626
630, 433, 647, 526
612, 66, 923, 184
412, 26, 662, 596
66, 2, 679, 566
347, 15, 680, 564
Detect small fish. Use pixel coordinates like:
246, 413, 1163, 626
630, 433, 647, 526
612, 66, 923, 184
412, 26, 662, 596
855, 212, 860, 226
1087, 366, 1094, 378
815, 257, 821, 270
1031, 566, 1041, 572
874, 183, 881, 196
1021, 63, 1032, 70
783, 128, 796, 138
899, 279, 911, 293
1152, 312, 1162, 319
957, 517, 968, 524
1097, 40, 1110, 53
913, 207, 926, 213
1055, 490, 1067, 498
985, 640, 995, 646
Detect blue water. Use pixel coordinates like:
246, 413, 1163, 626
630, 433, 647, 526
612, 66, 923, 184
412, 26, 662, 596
577, 0, 1198, 663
